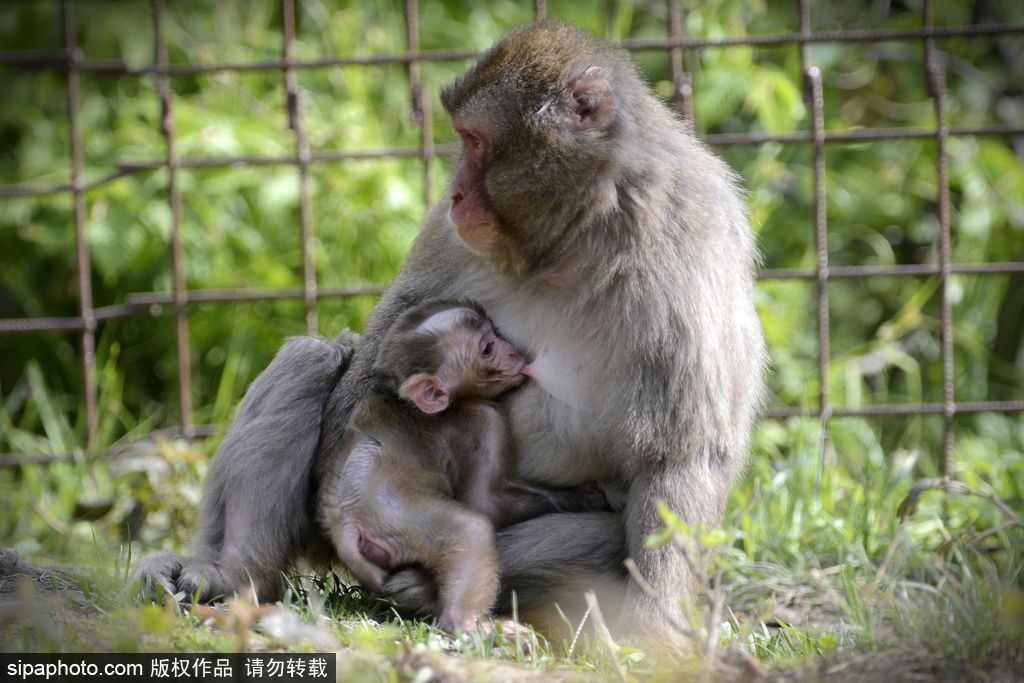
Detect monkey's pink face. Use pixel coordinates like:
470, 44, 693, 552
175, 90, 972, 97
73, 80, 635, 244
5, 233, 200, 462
448, 117, 501, 254
468, 324, 529, 398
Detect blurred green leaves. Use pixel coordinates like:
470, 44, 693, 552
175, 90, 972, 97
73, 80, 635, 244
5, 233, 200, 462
0, 0, 1021, 495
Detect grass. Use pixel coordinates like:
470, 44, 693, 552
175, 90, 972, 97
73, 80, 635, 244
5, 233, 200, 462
2, 0, 1021, 677
1, 364, 1021, 681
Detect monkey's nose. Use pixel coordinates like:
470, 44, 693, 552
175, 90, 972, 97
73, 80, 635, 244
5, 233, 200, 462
450, 190, 464, 206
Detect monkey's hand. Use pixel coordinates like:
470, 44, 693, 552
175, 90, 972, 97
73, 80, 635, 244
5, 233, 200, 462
562, 482, 611, 513
521, 481, 610, 514
381, 565, 438, 616
490, 617, 535, 640
477, 617, 537, 652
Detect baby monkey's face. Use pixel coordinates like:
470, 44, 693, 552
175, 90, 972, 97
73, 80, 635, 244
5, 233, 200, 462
448, 319, 529, 400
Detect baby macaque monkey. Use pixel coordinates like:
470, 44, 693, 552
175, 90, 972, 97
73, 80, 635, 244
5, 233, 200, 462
318, 299, 605, 632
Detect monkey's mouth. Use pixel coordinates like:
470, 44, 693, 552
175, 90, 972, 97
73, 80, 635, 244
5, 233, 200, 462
448, 197, 496, 230
453, 219, 501, 254
499, 362, 530, 389
451, 217, 497, 231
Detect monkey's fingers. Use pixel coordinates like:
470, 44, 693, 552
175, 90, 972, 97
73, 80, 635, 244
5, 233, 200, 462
129, 551, 187, 602
478, 617, 538, 654
494, 617, 534, 638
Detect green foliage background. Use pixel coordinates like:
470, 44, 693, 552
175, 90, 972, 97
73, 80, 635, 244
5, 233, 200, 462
0, 0, 1022, 572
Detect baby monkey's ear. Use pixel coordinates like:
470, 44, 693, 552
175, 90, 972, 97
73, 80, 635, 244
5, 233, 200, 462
399, 373, 451, 414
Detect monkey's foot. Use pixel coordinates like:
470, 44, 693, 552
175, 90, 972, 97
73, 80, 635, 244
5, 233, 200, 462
129, 551, 187, 601
175, 560, 238, 603
130, 553, 247, 604
382, 566, 438, 616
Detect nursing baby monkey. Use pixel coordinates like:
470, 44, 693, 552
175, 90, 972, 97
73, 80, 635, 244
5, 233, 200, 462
319, 299, 606, 632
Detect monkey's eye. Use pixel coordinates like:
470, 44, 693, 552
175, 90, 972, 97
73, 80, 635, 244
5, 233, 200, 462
463, 132, 482, 149
481, 341, 495, 358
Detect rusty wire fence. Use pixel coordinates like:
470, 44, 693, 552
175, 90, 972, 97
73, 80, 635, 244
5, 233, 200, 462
1, 0, 1023, 477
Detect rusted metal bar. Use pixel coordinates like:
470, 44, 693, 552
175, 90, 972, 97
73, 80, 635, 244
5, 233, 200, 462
6, 394, 1022, 467
0, 166, 151, 198
668, 0, 695, 124
924, 0, 956, 480
2, 1, 1022, 461
765, 400, 1024, 420
703, 123, 1024, 146
62, 0, 98, 445
5, 256, 1022, 334
759, 262, 1024, 280
0, 317, 89, 334
404, 0, 434, 207
5, 22, 1022, 74
798, 0, 832, 486
123, 285, 385, 305
7, 122, 1023, 199
0, 48, 69, 66
623, 23, 1024, 50
283, 0, 318, 334
3, 50, 480, 74
153, 0, 193, 439
0, 286, 387, 334
105, 285, 383, 323
80, 49, 482, 75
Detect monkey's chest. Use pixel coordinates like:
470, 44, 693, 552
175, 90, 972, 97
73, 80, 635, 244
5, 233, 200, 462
505, 381, 611, 487
463, 283, 623, 482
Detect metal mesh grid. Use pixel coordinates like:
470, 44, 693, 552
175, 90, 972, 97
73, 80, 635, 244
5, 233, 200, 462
1, 0, 1022, 473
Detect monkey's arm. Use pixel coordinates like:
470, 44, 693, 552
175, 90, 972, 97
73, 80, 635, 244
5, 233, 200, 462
487, 481, 610, 528
619, 460, 729, 641
450, 404, 608, 529
132, 334, 356, 601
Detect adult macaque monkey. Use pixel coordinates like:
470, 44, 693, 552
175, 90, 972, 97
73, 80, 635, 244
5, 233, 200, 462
133, 22, 765, 643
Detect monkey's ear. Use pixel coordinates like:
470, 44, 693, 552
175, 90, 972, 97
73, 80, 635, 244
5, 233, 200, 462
399, 373, 451, 414
565, 66, 615, 132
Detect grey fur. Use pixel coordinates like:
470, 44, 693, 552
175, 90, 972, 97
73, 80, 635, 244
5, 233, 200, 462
132, 23, 765, 644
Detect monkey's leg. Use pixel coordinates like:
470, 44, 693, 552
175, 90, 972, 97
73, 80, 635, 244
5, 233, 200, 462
384, 474, 718, 646
384, 510, 627, 635
332, 521, 389, 593
619, 463, 729, 644
132, 335, 355, 602
493, 511, 627, 637
432, 509, 500, 632
385, 500, 499, 632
